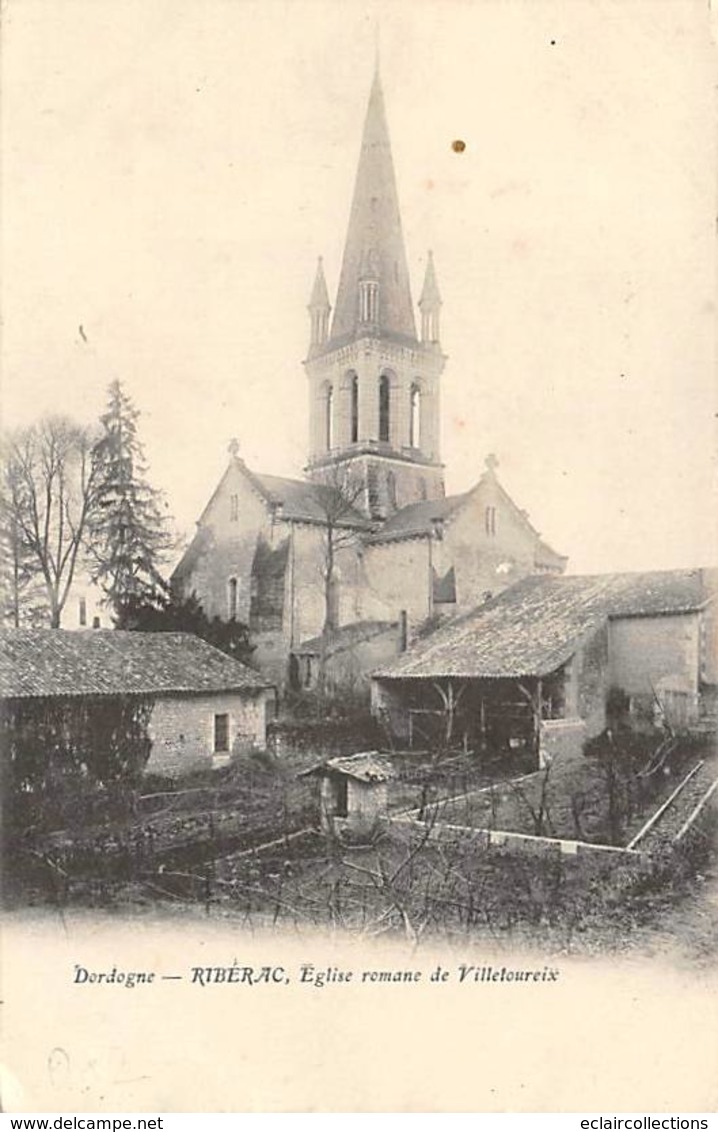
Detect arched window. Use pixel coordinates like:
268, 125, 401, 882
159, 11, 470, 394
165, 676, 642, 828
228, 576, 238, 619
484, 506, 497, 536
325, 384, 334, 450
350, 373, 359, 443
410, 384, 421, 448
379, 375, 390, 443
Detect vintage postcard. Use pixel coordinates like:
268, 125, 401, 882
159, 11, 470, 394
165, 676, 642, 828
1, 0, 717, 1114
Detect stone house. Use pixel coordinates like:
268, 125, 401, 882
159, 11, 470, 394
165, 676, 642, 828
0, 629, 274, 778
172, 68, 565, 690
372, 568, 717, 763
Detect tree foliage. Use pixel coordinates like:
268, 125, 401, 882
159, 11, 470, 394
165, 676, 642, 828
90, 380, 174, 624
1, 694, 154, 837
118, 590, 255, 667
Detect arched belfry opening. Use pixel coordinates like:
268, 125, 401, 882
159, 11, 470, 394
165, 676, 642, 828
304, 69, 446, 510
410, 384, 421, 449
379, 375, 391, 443
350, 372, 359, 443
325, 384, 334, 451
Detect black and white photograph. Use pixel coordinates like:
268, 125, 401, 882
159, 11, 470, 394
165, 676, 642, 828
1, 0, 716, 1114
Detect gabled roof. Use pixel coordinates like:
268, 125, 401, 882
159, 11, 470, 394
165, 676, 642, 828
172, 459, 372, 583
0, 630, 271, 699
294, 619, 398, 657
300, 750, 395, 783
369, 469, 567, 570
329, 69, 417, 348
373, 569, 713, 681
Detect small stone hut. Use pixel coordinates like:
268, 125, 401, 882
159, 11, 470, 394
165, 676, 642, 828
300, 750, 394, 837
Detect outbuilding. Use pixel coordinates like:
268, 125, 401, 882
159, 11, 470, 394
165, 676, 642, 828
372, 569, 717, 765
300, 751, 395, 837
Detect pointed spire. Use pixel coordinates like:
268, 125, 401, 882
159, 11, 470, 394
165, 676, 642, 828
419, 250, 441, 308
308, 257, 331, 351
308, 256, 330, 311
419, 251, 442, 344
329, 69, 417, 345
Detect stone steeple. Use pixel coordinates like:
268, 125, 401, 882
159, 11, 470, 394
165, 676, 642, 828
304, 67, 446, 520
418, 251, 442, 345
329, 68, 417, 347
307, 257, 331, 353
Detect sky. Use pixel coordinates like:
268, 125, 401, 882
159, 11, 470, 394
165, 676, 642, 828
2, 0, 716, 574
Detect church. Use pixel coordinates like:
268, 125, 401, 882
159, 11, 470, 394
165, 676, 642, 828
171, 68, 567, 691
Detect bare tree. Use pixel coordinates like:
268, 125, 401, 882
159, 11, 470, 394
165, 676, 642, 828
508, 762, 554, 837
0, 452, 47, 626
2, 417, 100, 627
309, 464, 367, 695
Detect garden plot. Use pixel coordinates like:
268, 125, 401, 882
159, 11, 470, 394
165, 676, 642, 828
421, 750, 709, 848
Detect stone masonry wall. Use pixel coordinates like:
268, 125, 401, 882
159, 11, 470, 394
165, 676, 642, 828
360, 537, 432, 628
609, 613, 700, 697
146, 690, 270, 777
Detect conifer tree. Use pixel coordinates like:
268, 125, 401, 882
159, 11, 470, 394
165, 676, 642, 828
90, 381, 173, 625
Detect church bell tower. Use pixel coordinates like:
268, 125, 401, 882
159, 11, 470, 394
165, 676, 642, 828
304, 67, 446, 520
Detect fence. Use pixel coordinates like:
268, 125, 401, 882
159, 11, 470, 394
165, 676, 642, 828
388, 812, 642, 861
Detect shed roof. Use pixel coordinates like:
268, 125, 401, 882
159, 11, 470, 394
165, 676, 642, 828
253, 473, 370, 527
294, 619, 397, 657
373, 569, 713, 681
374, 493, 468, 539
0, 630, 271, 700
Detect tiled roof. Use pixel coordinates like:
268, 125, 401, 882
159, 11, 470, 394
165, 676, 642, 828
253, 473, 370, 528
369, 477, 567, 571
0, 630, 271, 699
374, 569, 713, 681
370, 494, 468, 541
172, 465, 371, 583
300, 750, 395, 783
294, 619, 398, 657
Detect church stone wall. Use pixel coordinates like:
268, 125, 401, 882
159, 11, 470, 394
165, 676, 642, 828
176, 464, 271, 623
360, 537, 433, 629
286, 523, 364, 646
438, 478, 542, 611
